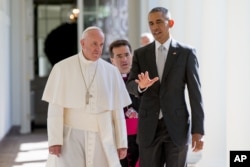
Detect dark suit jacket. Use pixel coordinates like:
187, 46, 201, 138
123, 74, 140, 115
126, 39, 204, 147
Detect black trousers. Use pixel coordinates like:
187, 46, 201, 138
120, 134, 139, 167
139, 119, 188, 167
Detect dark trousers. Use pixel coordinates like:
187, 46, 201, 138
120, 135, 139, 167
139, 119, 188, 167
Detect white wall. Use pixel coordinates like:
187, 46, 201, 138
0, 0, 11, 140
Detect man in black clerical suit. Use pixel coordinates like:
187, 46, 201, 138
109, 39, 140, 167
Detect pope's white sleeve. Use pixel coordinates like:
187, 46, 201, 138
47, 103, 64, 147
112, 108, 127, 149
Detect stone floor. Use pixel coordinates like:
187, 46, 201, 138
0, 127, 48, 167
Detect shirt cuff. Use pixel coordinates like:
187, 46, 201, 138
138, 85, 148, 93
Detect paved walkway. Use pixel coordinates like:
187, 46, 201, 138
0, 127, 48, 167
0, 127, 199, 167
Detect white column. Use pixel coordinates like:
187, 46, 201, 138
10, 0, 22, 126
11, 0, 34, 133
167, 1, 227, 166
20, 0, 34, 134
139, 0, 151, 34
128, 0, 141, 49
197, 0, 227, 166
0, 0, 11, 140
77, 0, 83, 51
226, 0, 250, 166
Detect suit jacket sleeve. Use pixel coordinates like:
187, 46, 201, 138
126, 49, 142, 97
186, 48, 204, 135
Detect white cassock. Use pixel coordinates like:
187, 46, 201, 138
42, 52, 131, 167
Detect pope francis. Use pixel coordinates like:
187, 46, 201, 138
42, 26, 131, 167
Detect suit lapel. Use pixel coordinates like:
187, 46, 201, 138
161, 39, 178, 83
145, 43, 159, 78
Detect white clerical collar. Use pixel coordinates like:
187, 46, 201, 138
121, 73, 128, 78
79, 51, 98, 65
